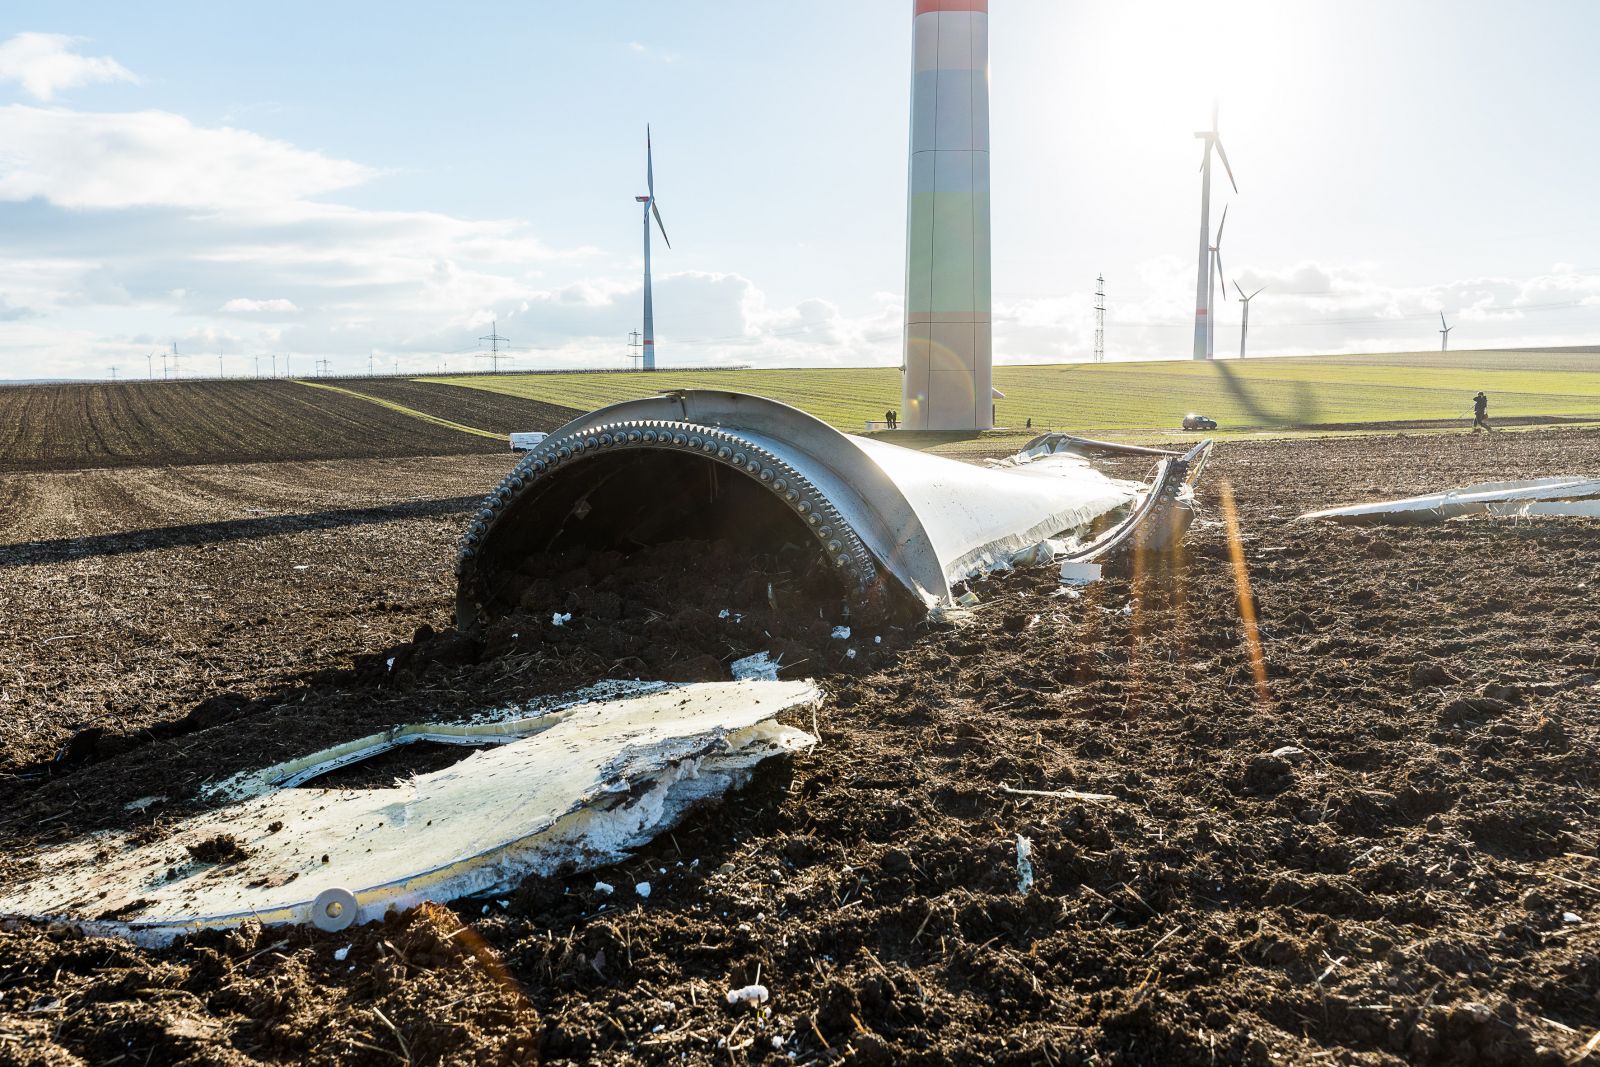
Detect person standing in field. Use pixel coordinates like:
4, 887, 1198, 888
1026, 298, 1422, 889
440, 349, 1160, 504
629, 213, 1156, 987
1472, 391, 1495, 433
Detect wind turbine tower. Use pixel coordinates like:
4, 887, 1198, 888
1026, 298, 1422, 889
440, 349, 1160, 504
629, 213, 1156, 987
1193, 102, 1238, 360
902, 0, 992, 429
1439, 312, 1453, 352
1207, 206, 1230, 358
636, 126, 671, 372
1234, 282, 1265, 358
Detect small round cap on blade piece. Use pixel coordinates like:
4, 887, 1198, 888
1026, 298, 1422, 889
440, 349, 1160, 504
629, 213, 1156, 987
310, 887, 359, 932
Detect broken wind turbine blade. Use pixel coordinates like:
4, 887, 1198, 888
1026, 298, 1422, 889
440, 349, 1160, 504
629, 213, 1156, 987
1299, 477, 1600, 524
0, 680, 819, 946
454, 392, 1215, 626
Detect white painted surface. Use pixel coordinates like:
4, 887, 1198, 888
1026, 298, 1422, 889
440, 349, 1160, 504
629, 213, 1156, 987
0, 680, 818, 945
1301, 477, 1600, 523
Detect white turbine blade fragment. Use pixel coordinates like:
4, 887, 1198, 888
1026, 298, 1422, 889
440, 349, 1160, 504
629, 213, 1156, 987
1300, 477, 1600, 524
1015, 834, 1035, 895
1495, 499, 1600, 518
863, 436, 1145, 582
647, 124, 655, 195
730, 652, 781, 681
1059, 561, 1103, 586
0, 680, 818, 946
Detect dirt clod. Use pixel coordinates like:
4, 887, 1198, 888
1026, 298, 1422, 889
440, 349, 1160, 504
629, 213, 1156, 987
185, 834, 249, 864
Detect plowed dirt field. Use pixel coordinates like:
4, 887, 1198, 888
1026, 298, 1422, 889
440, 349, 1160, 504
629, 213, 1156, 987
323, 378, 580, 435
1, 429, 1597, 1066
0, 380, 578, 473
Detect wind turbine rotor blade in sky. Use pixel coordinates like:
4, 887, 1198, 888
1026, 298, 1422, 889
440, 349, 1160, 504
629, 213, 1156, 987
1250, 286, 1267, 300
1234, 281, 1246, 300
652, 201, 671, 248
1216, 203, 1228, 245
1214, 138, 1239, 193
1216, 252, 1228, 297
647, 125, 655, 197
1440, 311, 1448, 329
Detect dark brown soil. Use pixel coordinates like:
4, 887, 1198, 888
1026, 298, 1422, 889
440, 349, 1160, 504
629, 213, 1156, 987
1299, 414, 1598, 433
479, 537, 901, 685
0, 379, 576, 474
186, 834, 250, 864
325, 378, 582, 435
0, 454, 517, 777
1, 429, 1598, 1065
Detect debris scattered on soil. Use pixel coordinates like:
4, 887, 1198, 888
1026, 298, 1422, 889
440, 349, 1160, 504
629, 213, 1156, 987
2, 682, 819, 944
1014, 834, 1035, 895
3, 429, 1599, 1063
1059, 560, 1104, 585
730, 651, 782, 681
480, 537, 905, 683
726, 984, 769, 1008
1302, 474, 1600, 523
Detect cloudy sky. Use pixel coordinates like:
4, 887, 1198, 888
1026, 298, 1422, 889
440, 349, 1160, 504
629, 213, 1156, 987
3, 1, 1600, 380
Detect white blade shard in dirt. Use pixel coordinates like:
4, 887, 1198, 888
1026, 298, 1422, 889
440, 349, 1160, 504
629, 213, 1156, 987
454, 392, 1213, 625
0, 680, 818, 946
1300, 477, 1600, 524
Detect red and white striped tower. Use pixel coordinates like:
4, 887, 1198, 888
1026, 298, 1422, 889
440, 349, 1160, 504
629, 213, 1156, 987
901, 0, 992, 431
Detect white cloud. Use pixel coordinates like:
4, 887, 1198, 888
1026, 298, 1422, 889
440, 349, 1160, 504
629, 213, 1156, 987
221, 297, 298, 314
0, 105, 375, 210
990, 258, 1600, 363
0, 33, 138, 102
626, 41, 679, 63
0, 294, 35, 321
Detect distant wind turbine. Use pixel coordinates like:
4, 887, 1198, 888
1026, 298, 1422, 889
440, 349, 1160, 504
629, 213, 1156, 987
635, 125, 671, 372
1234, 281, 1266, 359
1193, 101, 1238, 361
1439, 312, 1453, 352
1207, 205, 1230, 358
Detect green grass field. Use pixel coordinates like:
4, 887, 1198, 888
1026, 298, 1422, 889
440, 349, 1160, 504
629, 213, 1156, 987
421, 348, 1600, 438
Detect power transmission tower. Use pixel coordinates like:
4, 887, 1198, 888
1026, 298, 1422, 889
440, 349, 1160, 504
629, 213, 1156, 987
109, 365, 118, 382
478, 321, 510, 373
171, 342, 181, 378
628, 330, 644, 371
315, 358, 331, 376
1093, 274, 1106, 363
